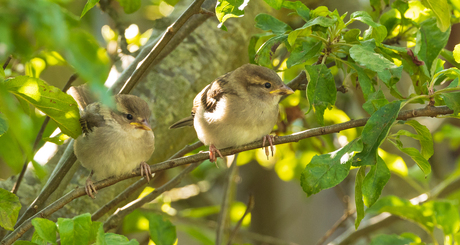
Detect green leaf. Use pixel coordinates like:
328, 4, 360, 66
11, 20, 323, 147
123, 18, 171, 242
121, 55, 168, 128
262, 0, 283, 10
81, 0, 101, 18
349, 11, 387, 43
362, 90, 389, 115
147, 213, 177, 245
31, 218, 58, 245
58, 213, 93, 245
367, 195, 434, 232
0, 188, 21, 231
369, 234, 417, 245
103, 233, 139, 245
344, 29, 361, 43
281, 1, 310, 21
13, 241, 39, 245
404, 120, 434, 160
350, 41, 397, 78
421, 0, 451, 32
354, 101, 401, 166
425, 201, 460, 235
31, 160, 47, 181
215, 0, 247, 31
350, 64, 376, 101
255, 35, 288, 67
305, 64, 337, 125
355, 166, 366, 229
415, 18, 450, 75
286, 41, 321, 68
362, 156, 390, 207
116, 0, 141, 14
4, 76, 82, 139
442, 92, 460, 115
300, 139, 363, 196
390, 141, 431, 176
0, 113, 8, 137
303, 16, 337, 28
454, 44, 460, 63
255, 14, 292, 35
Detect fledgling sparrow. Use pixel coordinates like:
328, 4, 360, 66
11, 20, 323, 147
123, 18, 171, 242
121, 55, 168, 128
170, 64, 294, 162
70, 86, 155, 199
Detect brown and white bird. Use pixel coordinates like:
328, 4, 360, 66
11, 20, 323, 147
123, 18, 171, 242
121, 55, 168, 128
71, 86, 155, 198
170, 64, 294, 162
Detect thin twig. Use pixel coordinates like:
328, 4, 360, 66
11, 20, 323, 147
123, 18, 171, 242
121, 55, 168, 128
91, 141, 203, 221
1, 105, 454, 245
11, 74, 78, 194
316, 209, 355, 245
103, 161, 202, 231
228, 194, 255, 245
216, 156, 237, 245
2, 55, 12, 70
118, 0, 206, 94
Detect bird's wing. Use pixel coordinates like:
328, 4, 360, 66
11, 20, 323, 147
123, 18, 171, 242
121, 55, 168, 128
80, 103, 106, 134
200, 73, 232, 113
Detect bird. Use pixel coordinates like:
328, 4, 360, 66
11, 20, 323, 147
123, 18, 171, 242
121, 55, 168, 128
70, 86, 155, 199
169, 64, 294, 162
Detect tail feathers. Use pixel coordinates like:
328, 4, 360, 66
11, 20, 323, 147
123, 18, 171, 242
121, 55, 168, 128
68, 85, 97, 109
169, 116, 194, 129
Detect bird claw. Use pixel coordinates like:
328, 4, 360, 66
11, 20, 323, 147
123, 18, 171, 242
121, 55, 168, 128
262, 135, 275, 159
85, 176, 97, 199
140, 162, 152, 182
209, 144, 224, 163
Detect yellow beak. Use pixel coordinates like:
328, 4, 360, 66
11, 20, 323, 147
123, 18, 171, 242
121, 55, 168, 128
270, 85, 294, 95
130, 121, 152, 131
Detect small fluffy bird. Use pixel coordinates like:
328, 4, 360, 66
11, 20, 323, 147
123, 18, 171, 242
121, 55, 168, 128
71, 86, 155, 198
170, 64, 294, 162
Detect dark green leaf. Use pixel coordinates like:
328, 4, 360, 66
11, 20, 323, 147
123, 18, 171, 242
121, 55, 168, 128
362, 90, 389, 114
369, 234, 417, 245
305, 64, 337, 125
282, 1, 310, 21
80, 0, 100, 18
262, 0, 283, 10
354, 101, 401, 166
147, 213, 177, 245
103, 233, 139, 245
442, 92, 460, 115
355, 166, 366, 229
421, 0, 451, 32
344, 29, 361, 43
286, 41, 322, 68
349, 11, 387, 43
0, 113, 7, 137
215, 0, 247, 31
367, 195, 434, 232
4, 76, 81, 139
0, 188, 21, 231
390, 141, 431, 176
116, 0, 141, 14
300, 139, 363, 196
255, 14, 292, 35
415, 18, 450, 75
350, 41, 397, 75
362, 156, 390, 207
392, 0, 409, 15
404, 120, 434, 160
31, 218, 58, 244
13, 241, 39, 245
350, 64, 376, 101
256, 35, 288, 67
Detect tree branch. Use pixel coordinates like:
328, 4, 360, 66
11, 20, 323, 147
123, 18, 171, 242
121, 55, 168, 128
2, 55, 12, 70
1, 105, 453, 245
216, 157, 237, 245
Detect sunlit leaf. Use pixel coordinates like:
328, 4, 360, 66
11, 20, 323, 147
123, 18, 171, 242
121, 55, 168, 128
300, 139, 362, 196
255, 14, 292, 35
369, 234, 418, 245
349, 11, 387, 43
0, 188, 21, 231
355, 166, 366, 229
421, 0, 451, 32
354, 101, 401, 166
31, 218, 58, 244
454, 44, 460, 63
305, 64, 337, 125
58, 213, 94, 245
215, 0, 248, 31
286, 41, 321, 68
81, 0, 100, 18
147, 213, 177, 245
424, 201, 460, 235
441, 92, 460, 115
390, 140, 431, 176
104, 233, 139, 245
362, 156, 390, 207
3, 76, 81, 139
255, 35, 287, 67
282, 1, 309, 21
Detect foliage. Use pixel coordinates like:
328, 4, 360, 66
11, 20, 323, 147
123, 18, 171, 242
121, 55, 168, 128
1, 0, 460, 244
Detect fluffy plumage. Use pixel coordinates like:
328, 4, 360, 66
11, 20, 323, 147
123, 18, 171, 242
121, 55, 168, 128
170, 64, 293, 161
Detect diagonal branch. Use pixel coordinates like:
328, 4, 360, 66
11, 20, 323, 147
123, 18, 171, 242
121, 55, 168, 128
1, 105, 453, 245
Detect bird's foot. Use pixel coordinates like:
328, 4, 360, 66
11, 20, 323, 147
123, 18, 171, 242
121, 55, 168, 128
140, 161, 152, 182
209, 144, 224, 163
262, 135, 275, 159
85, 173, 97, 199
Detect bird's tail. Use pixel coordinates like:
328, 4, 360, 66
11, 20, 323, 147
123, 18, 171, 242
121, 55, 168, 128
68, 85, 97, 110
169, 116, 194, 129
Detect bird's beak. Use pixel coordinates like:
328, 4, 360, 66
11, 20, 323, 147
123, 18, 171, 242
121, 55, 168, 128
130, 120, 152, 131
270, 85, 294, 95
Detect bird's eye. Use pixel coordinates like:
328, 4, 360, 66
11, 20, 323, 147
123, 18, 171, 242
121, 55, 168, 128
264, 83, 271, 88
126, 114, 133, 120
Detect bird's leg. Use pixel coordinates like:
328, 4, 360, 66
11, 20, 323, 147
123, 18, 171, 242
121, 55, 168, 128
262, 135, 275, 159
85, 171, 97, 199
209, 144, 224, 163
140, 161, 152, 182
